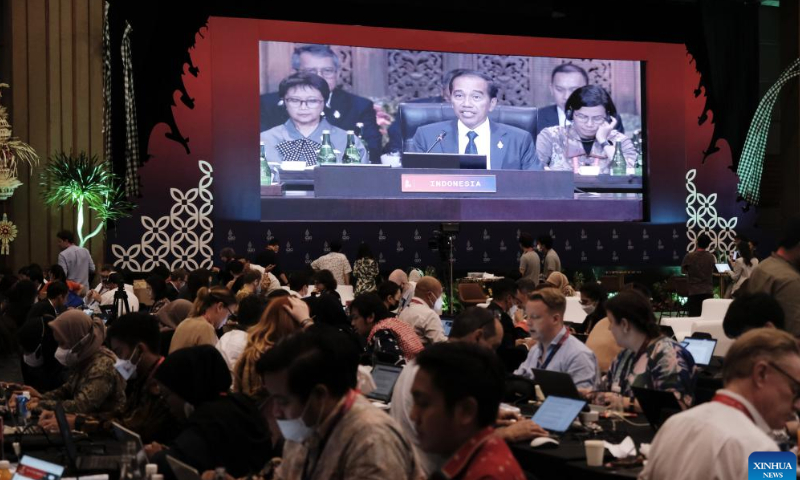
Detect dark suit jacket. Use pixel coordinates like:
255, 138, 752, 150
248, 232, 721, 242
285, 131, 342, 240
411, 119, 540, 170
534, 104, 625, 140
385, 95, 445, 154
26, 300, 57, 321
260, 88, 382, 163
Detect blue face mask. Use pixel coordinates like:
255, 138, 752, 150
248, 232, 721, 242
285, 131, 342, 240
276, 400, 314, 443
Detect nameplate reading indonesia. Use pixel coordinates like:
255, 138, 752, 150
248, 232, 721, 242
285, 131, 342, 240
401, 174, 497, 193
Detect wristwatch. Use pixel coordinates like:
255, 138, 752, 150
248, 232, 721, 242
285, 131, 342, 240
74, 414, 86, 431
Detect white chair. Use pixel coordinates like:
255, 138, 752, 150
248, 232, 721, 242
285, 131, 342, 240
661, 317, 701, 341
563, 296, 586, 324
336, 285, 355, 305
690, 319, 733, 357
700, 299, 732, 322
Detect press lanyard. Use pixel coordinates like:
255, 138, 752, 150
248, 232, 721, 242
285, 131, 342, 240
619, 338, 652, 393
538, 330, 570, 369
712, 393, 754, 422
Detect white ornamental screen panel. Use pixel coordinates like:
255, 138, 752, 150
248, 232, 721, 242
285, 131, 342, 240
112, 161, 214, 272
685, 168, 737, 256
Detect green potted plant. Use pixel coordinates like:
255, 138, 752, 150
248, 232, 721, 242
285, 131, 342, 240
40, 151, 135, 247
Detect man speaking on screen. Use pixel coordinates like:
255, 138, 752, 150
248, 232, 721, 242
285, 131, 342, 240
409, 70, 539, 171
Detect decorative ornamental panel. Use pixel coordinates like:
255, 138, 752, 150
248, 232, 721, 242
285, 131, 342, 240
332, 46, 353, 91
562, 59, 613, 96
112, 161, 214, 272
477, 55, 531, 106
387, 50, 445, 102
685, 169, 737, 256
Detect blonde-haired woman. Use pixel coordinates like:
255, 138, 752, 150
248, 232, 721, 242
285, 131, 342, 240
169, 286, 237, 354
233, 296, 310, 396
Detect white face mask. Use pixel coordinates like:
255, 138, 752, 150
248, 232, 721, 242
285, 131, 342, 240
276, 416, 314, 443
54, 347, 77, 367
508, 305, 519, 318
23, 345, 44, 368
433, 296, 444, 315
114, 347, 140, 381
581, 303, 596, 315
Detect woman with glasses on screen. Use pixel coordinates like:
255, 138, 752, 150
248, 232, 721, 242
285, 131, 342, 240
535, 85, 637, 174
260, 73, 366, 166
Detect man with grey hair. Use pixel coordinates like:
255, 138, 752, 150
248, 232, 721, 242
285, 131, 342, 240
260, 44, 382, 163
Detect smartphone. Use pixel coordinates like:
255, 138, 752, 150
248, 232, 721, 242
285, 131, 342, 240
83, 308, 94, 316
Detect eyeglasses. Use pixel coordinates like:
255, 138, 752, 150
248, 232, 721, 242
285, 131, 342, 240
768, 361, 800, 400
284, 97, 324, 108
298, 67, 337, 78
573, 113, 608, 125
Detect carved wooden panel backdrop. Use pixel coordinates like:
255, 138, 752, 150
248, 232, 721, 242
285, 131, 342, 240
259, 42, 642, 117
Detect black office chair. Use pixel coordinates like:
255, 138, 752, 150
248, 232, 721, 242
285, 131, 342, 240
398, 103, 539, 152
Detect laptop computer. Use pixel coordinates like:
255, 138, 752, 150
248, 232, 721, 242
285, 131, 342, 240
531, 396, 587, 434
631, 387, 683, 431
680, 337, 718, 366
366, 364, 404, 403
166, 455, 201, 480
714, 264, 731, 273
112, 422, 148, 463
56, 403, 120, 472
441, 318, 454, 337
12, 456, 65, 480
401, 153, 487, 169
531, 369, 582, 400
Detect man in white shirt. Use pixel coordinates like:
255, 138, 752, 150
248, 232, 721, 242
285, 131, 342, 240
310, 241, 352, 286
83, 264, 115, 307
514, 287, 598, 389
99, 273, 140, 315
640, 328, 800, 480
398, 276, 447, 346
411, 70, 537, 170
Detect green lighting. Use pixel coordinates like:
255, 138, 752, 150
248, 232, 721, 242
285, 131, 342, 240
40, 152, 135, 247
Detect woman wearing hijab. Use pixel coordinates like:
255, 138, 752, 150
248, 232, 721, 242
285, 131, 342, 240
27, 310, 125, 415
546, 272, 576, 297
146, 345, 272, 479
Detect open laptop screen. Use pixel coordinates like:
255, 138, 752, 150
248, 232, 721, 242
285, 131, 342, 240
13, 456, 64, 480
367, 364, 403, 402
531, 396, 586, 433
680, 338, 717, 366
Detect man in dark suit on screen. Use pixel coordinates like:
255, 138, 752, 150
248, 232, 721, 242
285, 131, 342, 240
535, 63, 624, 140
410, 70, 539, 170
260, 44, 382, 163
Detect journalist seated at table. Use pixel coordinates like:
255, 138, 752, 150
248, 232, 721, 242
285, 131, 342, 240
260, 73, 366, 166
409, 70, 539, 171
536, 85, 637, 174
595, 290, 697, 410
640, 329, 800, 479
513, 288, 599, 389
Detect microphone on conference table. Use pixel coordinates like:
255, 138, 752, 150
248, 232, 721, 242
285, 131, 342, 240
426, 131, 447, 153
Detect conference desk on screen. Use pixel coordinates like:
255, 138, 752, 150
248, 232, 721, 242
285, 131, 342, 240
260, 165, 644, 222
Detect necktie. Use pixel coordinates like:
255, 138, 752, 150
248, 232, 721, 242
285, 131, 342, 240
465, 131, 478, 154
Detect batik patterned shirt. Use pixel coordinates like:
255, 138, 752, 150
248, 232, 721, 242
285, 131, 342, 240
602, 335, 697, 408
536, 125, 637, 173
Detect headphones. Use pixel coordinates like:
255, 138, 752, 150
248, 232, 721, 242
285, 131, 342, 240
564, 85, 617, 123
